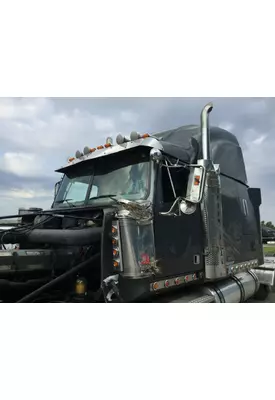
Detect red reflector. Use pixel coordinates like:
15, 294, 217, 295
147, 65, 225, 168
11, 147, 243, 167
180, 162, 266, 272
164, 280, 170, 288
140, 253, 150, 265
185, 275, 189, 282
174, 278, 180, 285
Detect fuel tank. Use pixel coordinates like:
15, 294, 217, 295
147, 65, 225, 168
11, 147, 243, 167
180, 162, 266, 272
194, 270, 260, 303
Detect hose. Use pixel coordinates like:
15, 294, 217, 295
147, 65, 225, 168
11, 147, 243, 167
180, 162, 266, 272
1, 227, 102, 246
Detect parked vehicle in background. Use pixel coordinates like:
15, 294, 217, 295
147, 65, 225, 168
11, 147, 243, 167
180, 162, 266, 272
262, 226, 275, 244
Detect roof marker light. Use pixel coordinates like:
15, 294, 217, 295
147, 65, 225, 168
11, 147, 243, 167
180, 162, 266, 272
83, 146, 96, 155
116, 134, 130, 145
97, 145, 104, 150
130, 131, 150, 141
68, 157, 75, 162
75, 150, 83, 158
83, 146, 90, 155
130, 131, 139, 141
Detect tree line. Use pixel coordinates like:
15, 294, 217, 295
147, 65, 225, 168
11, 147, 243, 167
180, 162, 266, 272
261, 221, 275, 229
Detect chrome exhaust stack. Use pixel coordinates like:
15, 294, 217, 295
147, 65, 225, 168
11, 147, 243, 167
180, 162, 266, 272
198, 102, 228, 280
200, 102, 213, 163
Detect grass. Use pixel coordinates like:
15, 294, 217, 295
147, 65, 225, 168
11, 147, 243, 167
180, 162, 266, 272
263, 245, 275, 256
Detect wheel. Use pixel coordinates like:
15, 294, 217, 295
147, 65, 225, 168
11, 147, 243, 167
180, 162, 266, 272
253, 284, 271, 301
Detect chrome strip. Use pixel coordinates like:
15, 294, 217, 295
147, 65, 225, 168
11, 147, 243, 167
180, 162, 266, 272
57, 137, 164, 172
150, 259, 260, 292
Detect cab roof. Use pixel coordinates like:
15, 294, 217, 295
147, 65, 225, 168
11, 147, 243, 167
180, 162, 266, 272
57, 125, 248, 185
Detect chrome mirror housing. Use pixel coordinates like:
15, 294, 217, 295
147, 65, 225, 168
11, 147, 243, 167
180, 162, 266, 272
150, 148, 163, 163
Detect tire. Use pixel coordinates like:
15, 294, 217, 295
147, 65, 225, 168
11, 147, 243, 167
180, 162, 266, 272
253, 284, 271, 301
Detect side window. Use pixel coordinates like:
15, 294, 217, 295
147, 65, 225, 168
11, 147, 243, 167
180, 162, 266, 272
161, 166, 189, 203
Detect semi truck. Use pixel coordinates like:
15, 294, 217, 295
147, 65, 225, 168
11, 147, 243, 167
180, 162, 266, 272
0, 102, 274, 303
262, 226, 275, 244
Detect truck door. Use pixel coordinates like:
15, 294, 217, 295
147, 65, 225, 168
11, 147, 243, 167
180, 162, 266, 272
153, 164, 204, 278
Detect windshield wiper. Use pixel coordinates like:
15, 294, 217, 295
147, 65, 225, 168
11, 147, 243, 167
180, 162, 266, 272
89, 194, 118, 201
55, 199, 76, 207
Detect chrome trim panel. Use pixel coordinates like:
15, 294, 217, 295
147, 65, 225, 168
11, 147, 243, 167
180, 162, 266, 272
150, 271, 202, 292
119, 217, 157, 278
112, 220, 124, 273
228, 258, 258, 273
149, 259, 259, 294
200, 161, 228, 280
56, 137, 164, 172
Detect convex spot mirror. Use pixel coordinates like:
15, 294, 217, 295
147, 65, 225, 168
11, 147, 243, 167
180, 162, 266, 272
150, 148, 163, 163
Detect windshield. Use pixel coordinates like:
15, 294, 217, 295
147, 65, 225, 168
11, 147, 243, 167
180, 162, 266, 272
54, 151, 151, 208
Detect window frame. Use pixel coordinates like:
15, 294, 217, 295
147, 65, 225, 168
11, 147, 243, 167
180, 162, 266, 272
160, 161, 190, 204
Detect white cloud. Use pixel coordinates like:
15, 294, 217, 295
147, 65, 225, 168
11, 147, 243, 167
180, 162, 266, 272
0, 152, 44, 178
120, 110, 138, 124
0, 98, 53, 120
0, 188, 52, 199
247, 99, 267, 114
252, 134, 267, 145
0, 188, 53, 215
218, 122, 234, 131
0, 98, 117, 155
93, 116, 115, 131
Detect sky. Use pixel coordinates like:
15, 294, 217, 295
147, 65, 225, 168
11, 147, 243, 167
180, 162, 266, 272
0, 97, 274, 221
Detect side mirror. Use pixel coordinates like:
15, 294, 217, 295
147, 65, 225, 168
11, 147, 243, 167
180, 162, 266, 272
159, 164, 207, 217
54, 181, 61, 198
185, 164, 206, 204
